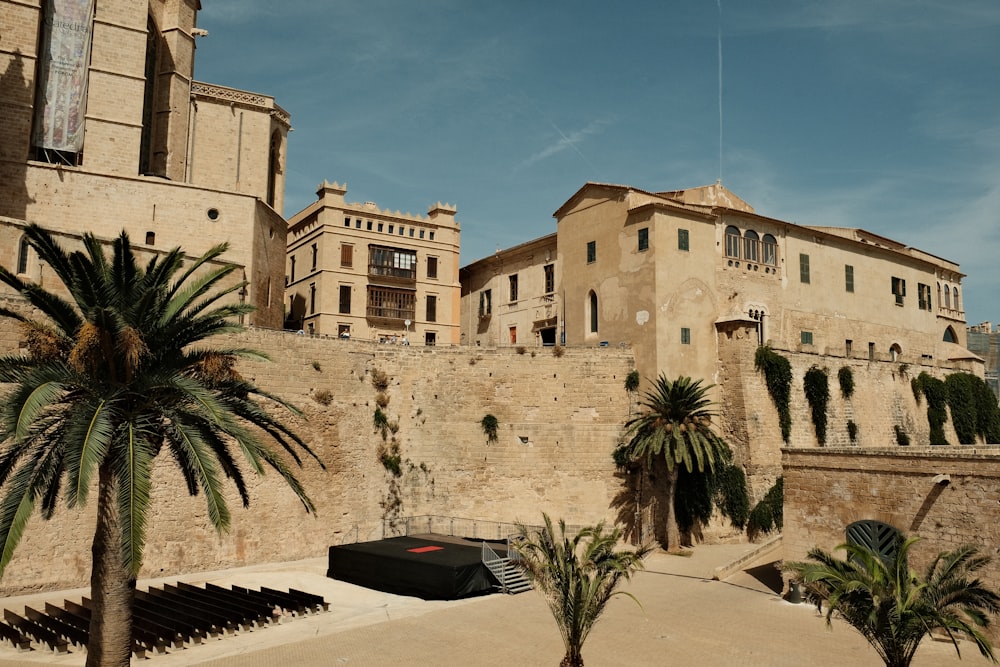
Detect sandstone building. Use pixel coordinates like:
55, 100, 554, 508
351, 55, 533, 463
286, 181, 461, 345
0, 0, 290, 327
461, 182, 976, 386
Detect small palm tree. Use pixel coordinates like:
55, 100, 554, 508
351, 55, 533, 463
514, 514, 650, 667
0, 226, 321, 667
785, 536, 1000, 667
621, 375, 730, 551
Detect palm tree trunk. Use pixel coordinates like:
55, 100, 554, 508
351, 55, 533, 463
560, 649, 584, 667
663, 465, 682, 552
86, 463, 133, 667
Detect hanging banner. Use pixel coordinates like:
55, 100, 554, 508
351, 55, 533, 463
31, 0, 96, 153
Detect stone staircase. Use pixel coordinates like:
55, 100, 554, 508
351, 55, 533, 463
481, 541, 532, 594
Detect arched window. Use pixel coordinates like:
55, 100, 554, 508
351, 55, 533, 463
761, 234, 777, 266
846, 520, 902, 561
953, 287, 959, 311
936, 282, 942, 309
588, 290, 598, 334
944, 283, 951, 308
17, 236, 29, 275
744, 229, 760, 263
725, 226, 741, 258
889, 343, 902, 362
944, 326, 957, 343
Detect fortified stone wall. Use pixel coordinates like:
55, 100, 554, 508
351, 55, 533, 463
0, 328, 635, 594
783, 447, 1000, 638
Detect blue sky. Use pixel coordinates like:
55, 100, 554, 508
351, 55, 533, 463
193, 1, 1000, 326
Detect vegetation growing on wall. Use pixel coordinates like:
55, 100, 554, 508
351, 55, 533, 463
894, 425, 910, 447
804, 366, 830, 445
746, 477, 783, 540
838, 366, 855, 399
755, 346, 792, 443
945, 373, 1000, 444
312, 388, 333, 405
373, 407, 389, 440
371, 368, 390, 392
481, 414, 499, 445
624, 370, 640, 393
675, 459, 751, 533
847, 420, 858, 444
913, 372, 950, 445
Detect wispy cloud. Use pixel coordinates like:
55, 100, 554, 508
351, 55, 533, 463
518, 120, 611, 170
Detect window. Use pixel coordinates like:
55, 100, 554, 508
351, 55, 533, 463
367, 286, 415, 320
744, 230, 759, 263
309, 283, 316, 314
845, 265, 854, 293
311, 243, 318, 271
638, 228, 649, 252
509, 274, 518, 302
398, 226, 404, 236
369, 246, 417, 279
479, 289, 492, 317
799, 254, 810, 283
355, 220, 361, 229
338, 324, 351, 338
868, 342, 875, 360
589, 290, 598, 333
544, 264, 555, 293
846, 339, 853, 357
801, 331, 813, 346
17, 237, 29, 274
890, 343, 901, 362
290, 256, 296, 282
918, 283, 931, 311
409, 228, 414, 237
586, 241, 596, 264
425, 331, 437, 346
427, 256, 438, 279
953, 286, 960, 311
339, 285, 351, 314
725, 226, 741, 258
429, 232, 435, 240
419, 229, 425, 239
367, 221, 373, 231
344, 217, 351, 227
681, 327, 691, 345
944, 326, 957, 343
378, 222, 384, 232
762, 234, 777, 266
509, 327, 517, 344
145, 231, 155, 245
678, 229, 689, 251
891, 277, 906, 306
389, 225, 394, 234
847, 520, 902, 560
426, 295, 437, 322
944, 283, 951, 308
341, 244, 353, 268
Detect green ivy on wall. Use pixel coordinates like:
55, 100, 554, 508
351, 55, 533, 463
944, 373, 1000, 444
803, 366, 830, 445
838, 366, 855, 399
913, 372, 950, 445
747, 477, 783, 540
754, 346, 792, 443
675, 459, 751, 533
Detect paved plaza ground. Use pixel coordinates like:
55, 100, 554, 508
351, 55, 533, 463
0, 542, 991, 666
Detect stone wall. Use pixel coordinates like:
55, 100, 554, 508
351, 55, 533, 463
783, 447, 1000, 635
0, 329, 635, 594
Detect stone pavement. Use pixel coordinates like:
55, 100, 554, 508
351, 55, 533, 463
0, 543, 990, 666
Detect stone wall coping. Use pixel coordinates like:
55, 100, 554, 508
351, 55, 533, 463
783, 446, 1000, 463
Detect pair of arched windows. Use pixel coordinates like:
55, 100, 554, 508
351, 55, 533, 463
725, 226, 777, 266
938, 282, 960, 311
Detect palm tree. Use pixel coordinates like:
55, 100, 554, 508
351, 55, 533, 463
0, 225, 321, 667
620, 374, 731, 551
514, 514, 650, 667
785, 536, 1000, 667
